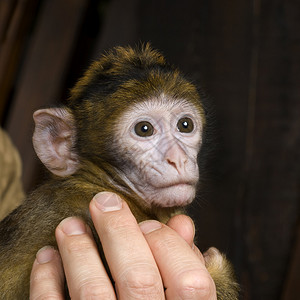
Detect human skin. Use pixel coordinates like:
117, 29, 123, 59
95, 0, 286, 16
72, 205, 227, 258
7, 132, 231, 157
30, 192, 217, 299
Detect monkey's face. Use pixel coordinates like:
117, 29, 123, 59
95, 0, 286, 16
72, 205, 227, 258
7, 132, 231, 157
114, 96, 203, 208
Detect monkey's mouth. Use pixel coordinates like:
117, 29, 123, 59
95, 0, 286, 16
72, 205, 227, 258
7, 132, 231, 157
155, 179, 197, 189
165, 182, 194, 189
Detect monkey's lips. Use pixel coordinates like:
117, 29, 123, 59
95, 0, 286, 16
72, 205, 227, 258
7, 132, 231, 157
153, 178, 198, 189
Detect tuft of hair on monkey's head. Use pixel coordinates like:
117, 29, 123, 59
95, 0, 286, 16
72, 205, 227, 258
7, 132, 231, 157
67, 43, 205, 163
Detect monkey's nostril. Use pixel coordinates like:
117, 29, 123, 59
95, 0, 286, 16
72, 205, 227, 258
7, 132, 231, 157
167, 159, 177, 169
167, 158, 186, 175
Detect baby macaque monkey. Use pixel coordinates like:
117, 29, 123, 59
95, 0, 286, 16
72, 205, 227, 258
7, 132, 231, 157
0, 44, 238, 299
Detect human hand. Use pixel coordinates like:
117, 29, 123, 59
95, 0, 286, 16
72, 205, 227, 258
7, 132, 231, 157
30, 192, 217, 299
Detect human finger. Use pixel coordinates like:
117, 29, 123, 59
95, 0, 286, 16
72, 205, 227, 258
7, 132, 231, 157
30, 246, 65, 300
166, 214, 195, 246
55, 217, 116, 299
139, 220, 217, 300
167, 214, 206, 264
89, 192, 165, 299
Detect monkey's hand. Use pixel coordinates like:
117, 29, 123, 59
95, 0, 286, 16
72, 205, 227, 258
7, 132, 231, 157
203, 247, 240, 300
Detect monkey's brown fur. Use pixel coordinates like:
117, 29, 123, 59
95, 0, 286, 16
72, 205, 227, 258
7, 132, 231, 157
0, 44, 239, 299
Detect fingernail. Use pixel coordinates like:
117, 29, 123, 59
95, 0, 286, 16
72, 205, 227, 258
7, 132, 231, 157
59, 217, 87, 236
36, 246, 56, 264
139, 220, 162, 234
93, 192, 122, 212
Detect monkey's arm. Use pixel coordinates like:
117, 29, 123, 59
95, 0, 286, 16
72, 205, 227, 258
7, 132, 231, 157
0, 181, 94, 299
0, 206, 53, 298
204, 247, 240, 300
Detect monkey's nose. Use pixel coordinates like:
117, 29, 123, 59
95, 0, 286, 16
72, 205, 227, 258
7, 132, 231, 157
165, 143, 188, 175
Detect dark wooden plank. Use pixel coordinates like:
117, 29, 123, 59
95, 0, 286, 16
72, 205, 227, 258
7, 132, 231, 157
0, 0, 39, 122
282, 221, 300, 300
91, 0, 139, 54
0, 0, 17, 42
241, 0, 300, 298
5, 0, 88, 192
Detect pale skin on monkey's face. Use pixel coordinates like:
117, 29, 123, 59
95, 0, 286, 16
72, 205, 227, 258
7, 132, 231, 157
32, 95, 203, 209
115, 95, 203, 208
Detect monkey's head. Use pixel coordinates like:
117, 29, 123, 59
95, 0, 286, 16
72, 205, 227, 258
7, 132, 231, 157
33, 44, 206, 209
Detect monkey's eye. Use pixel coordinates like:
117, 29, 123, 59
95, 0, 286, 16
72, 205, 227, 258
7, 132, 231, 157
177, 117, 194, 133
134, 121, 154, 137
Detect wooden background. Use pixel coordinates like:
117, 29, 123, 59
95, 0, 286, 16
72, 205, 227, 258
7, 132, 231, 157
1, 0, 299, 299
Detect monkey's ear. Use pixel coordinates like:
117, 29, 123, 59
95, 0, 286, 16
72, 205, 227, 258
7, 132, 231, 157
32, 108, 79, 177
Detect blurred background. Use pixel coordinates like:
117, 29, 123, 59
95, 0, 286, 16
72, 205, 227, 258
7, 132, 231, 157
0, 0, 299, 299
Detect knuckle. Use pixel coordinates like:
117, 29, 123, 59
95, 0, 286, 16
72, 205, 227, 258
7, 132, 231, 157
30, 266, 64, 300
32, 293, 64, 300
66, 237, 95, 254
69, 271, 115, 299
31, 266, 58, 284
77, 283, 115, 300
102, 214, 138, 236
118, 266, 162, 298
151, 234, 178, 253
176, 269, 216, 299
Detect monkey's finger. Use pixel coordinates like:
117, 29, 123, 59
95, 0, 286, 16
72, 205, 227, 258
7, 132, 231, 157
55, 217, 116, 299
30, 246, 65, 300
89, 192, 165, 299
139, 221, 217, 300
